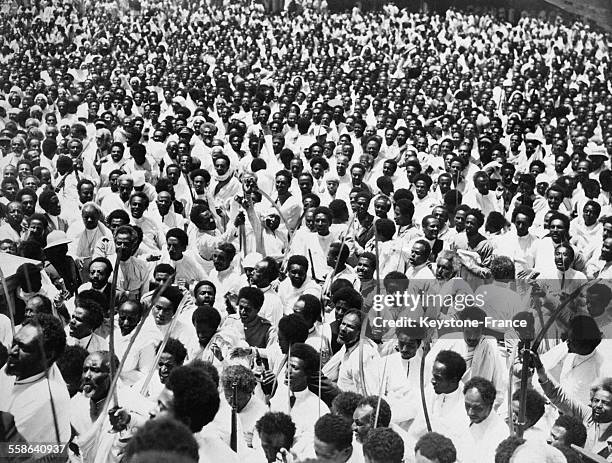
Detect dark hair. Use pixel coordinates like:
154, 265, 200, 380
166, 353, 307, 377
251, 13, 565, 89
123, 417, 199, 462
278, 314, 309, 344
56, 345, 89, 388
357, 395, 391, 427
415, 432, 457, 463
314, 413, 353, 450
166, 366, 219, 432
295, 294, 322, 324
511, 205, 535, 224
288, 342, 320, 376
554, 414, 587, 448
394, 198, 414, 219
434, 350, 467, 382
221, 364, 257, 394
463, 377, 497, 407
363, 428, 404, 463
160, 338, 188, 365
217, 242, 237, 262
89, 257, 113, 274
193, 280, 216, 296
495, 436, 526, 463
287, 255, 308, 270
331, 391, 363, 421
166, 228, 189, 247
255, 412, 296, 447
22, 314, 66, 363
238, 286, 265, 311
511, 388, 546, 425
331, 287, 363, 310
75, 299, 105, 330
192, 306, 221, 331
188, 359, 219, 387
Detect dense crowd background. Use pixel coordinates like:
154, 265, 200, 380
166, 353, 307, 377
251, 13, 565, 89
0, 0, 611, 462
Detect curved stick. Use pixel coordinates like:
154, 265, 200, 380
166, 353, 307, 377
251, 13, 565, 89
532, 278, 599, 351
419, 347, 432, 432
92, 278, 173, 443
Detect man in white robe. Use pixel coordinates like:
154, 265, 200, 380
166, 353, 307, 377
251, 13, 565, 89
0, 316, 71, 453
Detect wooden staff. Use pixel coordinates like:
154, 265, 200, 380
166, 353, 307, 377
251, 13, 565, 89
230, 381, 238, 452
515, 340, 531, 438
183, 171, 196, 203
373, 354, 389, 428
308, 249, 317, 282
33, 321, 61, 445
139, 292, 187, 395
358, 218, 380, 397
0, 265, 16, 337
108, 251, 122, 406
95, 278, 173, 439
507, 345, 517, 436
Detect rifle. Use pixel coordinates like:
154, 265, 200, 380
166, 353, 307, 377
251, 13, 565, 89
230, 381, 238, 452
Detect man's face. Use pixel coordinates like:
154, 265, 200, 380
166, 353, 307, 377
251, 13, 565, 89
396, 333, 420, 360
422, 215, 440, 238
548, 425, 568, 447
20, 194, 36, 216
89, 262, 109, 290
260, 432, 289, 463
338, 313, 360, 347
157, 353, 178, 385
288, 263, 307, 288
352, 405, 373, 443
7, 203, 24, 226
590, 390, 612, 423
583, 204, 598, 226
150, 387, 175, 421
115, 232, 135, 261
410, 243, 429, 267
431, 361, 456, 394
119, 180, 133, 202
285, 356, 308, 392
5, 324, 45, 380
118, 302, 140, 336
78, 184, 94, 204
152, 297, 175, 326
130, 196, 147, 219
212, 249, 231, 271
464, 387, 491, 425
81, 353, 111, 402
69, 307, 93, 339
547, 190, 563, 210
156, 192, 173, 216
1, 181, 17, 201
195, 284, 216, 307
356, 256, 375, 281
238, 298, 258, 326
514, 213, 531, 237
167, 236, 186, 261
314, 212, 331, 236
549, 219, 567, 243
464, 214, 480, 236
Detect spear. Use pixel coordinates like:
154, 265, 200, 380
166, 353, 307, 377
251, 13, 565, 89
108, 251, 122, 406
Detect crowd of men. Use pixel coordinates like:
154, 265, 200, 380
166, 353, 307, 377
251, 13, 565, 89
0, 0, 611, 462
